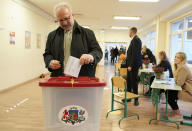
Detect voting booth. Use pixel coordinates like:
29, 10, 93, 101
39, 76, 106, 131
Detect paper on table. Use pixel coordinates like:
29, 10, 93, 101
155, 80, 173, 85
64, 56, 82, 78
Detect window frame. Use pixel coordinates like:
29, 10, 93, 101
141, 30, 156, 53
169, 14, 192, 65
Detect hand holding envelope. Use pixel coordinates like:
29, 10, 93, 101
64, 54, 94, 77
64, 56, 82, 78
79, 54, 94, 65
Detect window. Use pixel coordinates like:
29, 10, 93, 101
172, 19, 184, 33
150, 39, 155, 53
170, 14, 192, 64
151, 31, 156, 38
171, 34, 182, 60
186, 16, 192, 29
141, 31, 156, 53
184, 30, 192, 64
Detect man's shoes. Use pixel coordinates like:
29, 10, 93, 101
122, 99, 132, 103
134, 100, 139, 106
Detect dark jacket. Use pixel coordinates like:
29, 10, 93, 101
157, 60, 173, 78
114, 47, 119, 56
142, 48, 156, 65
126, 35, 142, 70
43, 21, 103, 77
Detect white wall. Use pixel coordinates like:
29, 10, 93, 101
0, 0, 55, 91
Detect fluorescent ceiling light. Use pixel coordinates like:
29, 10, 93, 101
189, 20, 192, 23
114, 16, 140, 20
82, 26, 90, 29
119, 0, 159, 2
111, 26, 129, 30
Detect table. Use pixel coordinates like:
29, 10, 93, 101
149, 78, 182, 129
139, 68, 154, 95
140, 68, 154, 73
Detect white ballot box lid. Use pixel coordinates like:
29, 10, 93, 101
39, 76, 106, 88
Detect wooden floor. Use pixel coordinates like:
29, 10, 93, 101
0, 63, 192, 131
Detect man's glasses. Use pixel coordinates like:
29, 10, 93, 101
55, 16, 71, 23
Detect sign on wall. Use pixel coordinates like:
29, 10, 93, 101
25, 31, 31, 49
36, 33, 41, 49
9, 32, 15, 45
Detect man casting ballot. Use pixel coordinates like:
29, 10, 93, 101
43, 2, 103, 77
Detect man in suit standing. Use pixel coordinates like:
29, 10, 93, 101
43, 2, 103, 77
124, 27, 142, 106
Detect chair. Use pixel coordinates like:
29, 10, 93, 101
119, 68, 127, 80
117, 68, 127, 93
106, 76, 139, 126
114, 63, 121, 76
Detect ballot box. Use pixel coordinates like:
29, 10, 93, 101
39, 76, 106, 131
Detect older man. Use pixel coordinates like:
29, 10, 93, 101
43, 2, 103, 77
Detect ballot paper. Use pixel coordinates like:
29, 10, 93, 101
64, 56, 82, 77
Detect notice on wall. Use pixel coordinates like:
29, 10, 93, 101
25, 31, 31, 49
9, 32, 15, 45
36, 33, 41, 49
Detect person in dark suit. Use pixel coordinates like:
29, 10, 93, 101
123, 27, 142, 106
43, 2, 103, 77
114, 46, 119, 62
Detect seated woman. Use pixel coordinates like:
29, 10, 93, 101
148, 51, 173, 94
157, 51, 173, 77
169, 52, 192, 121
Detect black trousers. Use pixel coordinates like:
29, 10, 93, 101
167, 90, 179, 110
127, 69, 139, 100
149, 76, 155, 92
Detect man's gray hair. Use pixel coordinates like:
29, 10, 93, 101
53, 2, 72, 17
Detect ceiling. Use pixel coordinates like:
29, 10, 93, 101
27, 0, 180, 30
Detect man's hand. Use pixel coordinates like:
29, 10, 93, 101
128, 67, 132, 71
79, 54, 94, 65
49, 60, 61, 70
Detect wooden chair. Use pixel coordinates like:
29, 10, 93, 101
119, 68, 127, 79
114, 63, 121, 76
106, 76, 139, 126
